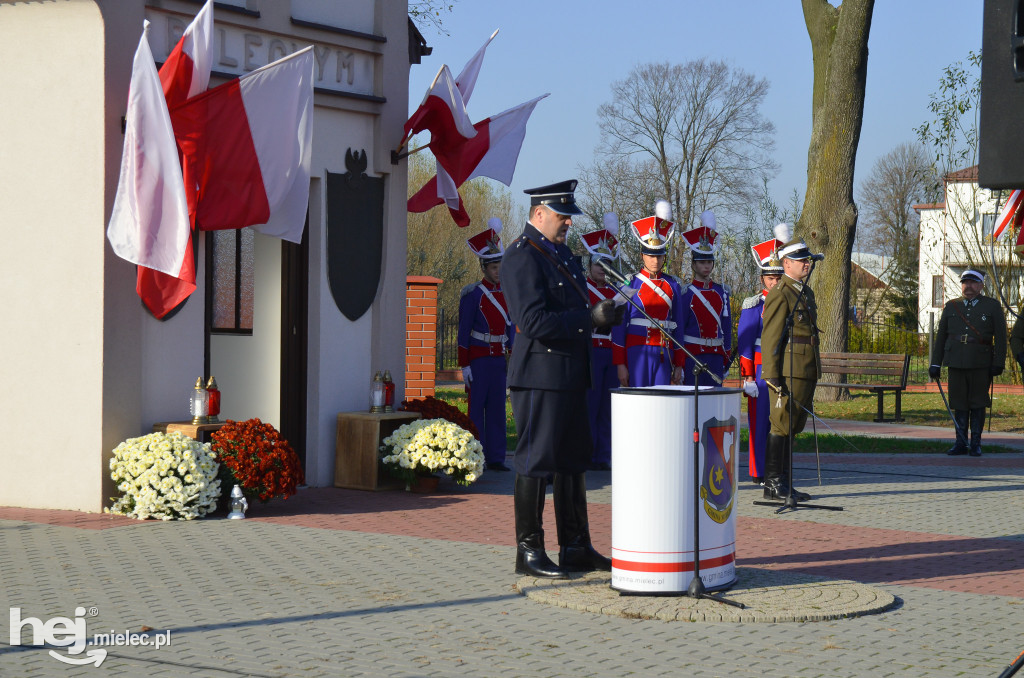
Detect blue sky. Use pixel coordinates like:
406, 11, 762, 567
409, 1, 983, 223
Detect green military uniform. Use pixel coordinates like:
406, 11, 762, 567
930, 293, 1006, 455
1010, 312, 1024, 369
760, 274, 822, 437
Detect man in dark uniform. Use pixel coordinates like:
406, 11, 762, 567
929, 269, 1007, 457
759, 225, 819, 502
502, 179, 624, 578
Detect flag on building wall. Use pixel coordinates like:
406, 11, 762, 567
137, 0, 214, 319
408, 94, 548, 226
994, 189, 1023, 240
403, 64, 476, 180
106, 23, 191, 281
170, 46, 314, 243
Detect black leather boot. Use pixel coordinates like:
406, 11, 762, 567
969, 408, 985, 456
554, 473, 611, 572
947, 410, 969, 455
782, 436, 812, 502
762, 433, 787, 500
514, 475, 566, 578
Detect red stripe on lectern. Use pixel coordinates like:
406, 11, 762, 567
612, 553, 735, 573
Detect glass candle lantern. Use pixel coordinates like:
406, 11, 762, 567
190, 377, 209, 425
382, 370, 395, 413
370, 371, 385, 413
205, 376, 221, 423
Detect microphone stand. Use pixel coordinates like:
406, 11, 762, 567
752, 259, 842, 514
597, 259, 743, 608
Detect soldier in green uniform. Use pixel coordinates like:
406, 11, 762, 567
759, 225, 820, 502
929, 269, 1007, 457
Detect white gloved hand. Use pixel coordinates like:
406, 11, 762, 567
743, 381, 759, 398
461, 366, 473, 385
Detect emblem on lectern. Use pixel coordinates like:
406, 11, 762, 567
698, 416, 737, 524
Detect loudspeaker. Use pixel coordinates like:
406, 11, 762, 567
980, 0, 1024, 188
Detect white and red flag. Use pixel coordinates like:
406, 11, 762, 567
408, 94, 548, 226
404, 64, 476, 179
136, 0, 214, 319
106, 23, 191, 281
170, 46, 314, 243
435, 30, 498, 209
993, 189, 1024, 240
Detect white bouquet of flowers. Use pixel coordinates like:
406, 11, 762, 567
380, 418, 485, 486
106, 431, 221, 520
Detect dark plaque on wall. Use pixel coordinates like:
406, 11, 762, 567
326, 149, 385, 321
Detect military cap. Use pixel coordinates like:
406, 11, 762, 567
524, 180, 583, 215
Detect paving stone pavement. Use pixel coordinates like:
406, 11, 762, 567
1, 424, 1023, 677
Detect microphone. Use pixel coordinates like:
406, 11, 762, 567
595, 258, 629, 285
810, 253, 825, 262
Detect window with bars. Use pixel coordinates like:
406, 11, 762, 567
931, 275, 943, 308
207, 229, 255, 334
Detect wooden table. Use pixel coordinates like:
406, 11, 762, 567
335, 411, 420, 490
152, 421, 227, 442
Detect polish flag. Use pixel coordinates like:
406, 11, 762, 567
170, 46, 314, 243
994, 189, 1023, 240
435, 30, 498, 209
408, 94, 548, 226
106, 23, 191, 279
159, 0, 213, 105
404, 64, 476, 180
136, 0, 214, 319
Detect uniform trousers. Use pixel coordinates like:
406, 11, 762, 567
947, 367, 992, 410
587, 346, 616, 465
510, 387, 592, 477
625, 344, 673, 387
467, 355, 507, 464
746, 378, 770, 479
682, 353, 726, 387
769, 376, 816, 438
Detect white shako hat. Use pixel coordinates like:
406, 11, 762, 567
775, 222, 822, 261
466, 217, 504, 262
581, 212, 620, 261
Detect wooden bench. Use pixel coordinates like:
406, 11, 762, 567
817, 352, 911, 423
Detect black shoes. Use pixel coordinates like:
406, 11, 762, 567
969, 446, 982, 457
560, 543, 612, 572
763, 478, 812, 502
513, 474, 566, 579
486, 462, 511, 472
515, 548, 568, 578
946, 445, 968, 456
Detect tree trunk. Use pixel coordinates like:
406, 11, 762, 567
800, 0, 875, 400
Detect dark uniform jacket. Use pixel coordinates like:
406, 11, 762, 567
502, 222, 592, 391
1007, 309, 1024, 364
931, 295, 1007, 371
760, 274, 822, 382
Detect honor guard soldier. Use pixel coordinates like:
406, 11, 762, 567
929, 269, 1007, 456
613, 200, 685, 387
458, 218, 515, 471
759, 224, 819, 502
502, 179, 622, 578
736, 229, 785, 483
678, 210, 732, 386
581, 213, 621, 471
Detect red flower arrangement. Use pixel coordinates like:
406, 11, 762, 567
210, 418, 305, 502
400, 396, 479, 439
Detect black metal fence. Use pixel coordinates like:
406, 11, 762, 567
436, 307, 459, 371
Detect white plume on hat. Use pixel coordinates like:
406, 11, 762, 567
487, 217, 503, 234
603, 212, 619, 236
654, 199, 672, 221
774, 222, 792, 244
700, 210, 716, 229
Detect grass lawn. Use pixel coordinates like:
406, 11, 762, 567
435, 386, 1022, 454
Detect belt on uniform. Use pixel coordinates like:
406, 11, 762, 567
754, 338, 761, 347
958, 334, 991, 345
630, 318, 677, 330
592, 331, 612, 340
790, 335, 818, 345
683, 335, 723, 347
471, 331, 506, 344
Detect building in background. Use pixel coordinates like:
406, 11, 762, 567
0, 0, 427, 511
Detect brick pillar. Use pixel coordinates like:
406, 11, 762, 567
405, 276, 442, 400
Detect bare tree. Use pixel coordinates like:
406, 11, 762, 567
800, 0, 875, 399
408, 2, 455, 35
855, 142, 933, 327
588, 59, 778, 265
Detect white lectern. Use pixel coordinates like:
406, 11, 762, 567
610, 386, 741, 594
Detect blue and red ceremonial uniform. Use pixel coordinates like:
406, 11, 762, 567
737, 291, 769, 480
612, 271, 685, 387
587, 277, 618, 465
678, 280, 731, 386
458, 279, 514, 465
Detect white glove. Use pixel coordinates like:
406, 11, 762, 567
743, 381, 759, 398
461, 366, 473, 384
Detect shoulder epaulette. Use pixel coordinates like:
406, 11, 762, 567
742, 294, 762, 310
459, 283, 477, 299
722, 283, 731, 295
